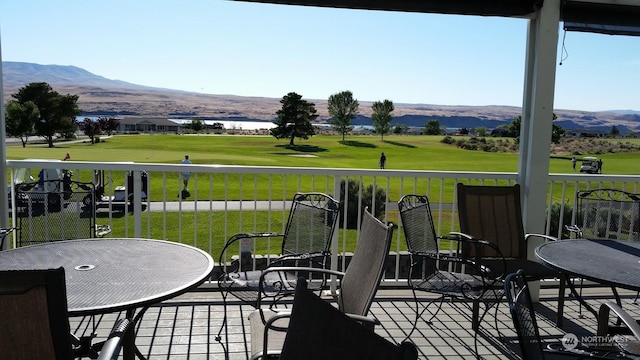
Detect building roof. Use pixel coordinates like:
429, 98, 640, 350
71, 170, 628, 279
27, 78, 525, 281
119, 117, 180, 126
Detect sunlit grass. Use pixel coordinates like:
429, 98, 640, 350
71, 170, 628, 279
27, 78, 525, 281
7, 134, 639, 254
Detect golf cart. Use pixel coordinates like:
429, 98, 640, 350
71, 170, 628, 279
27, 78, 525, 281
9, 161, 73, 211
580, 156, 601, 174
85, 169, 148, 212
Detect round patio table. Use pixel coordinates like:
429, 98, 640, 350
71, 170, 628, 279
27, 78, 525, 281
536, 239, 640, 319
0, 238, 214, 359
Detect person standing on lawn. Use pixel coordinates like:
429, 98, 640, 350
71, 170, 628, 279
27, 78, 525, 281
181, 155, 192, 190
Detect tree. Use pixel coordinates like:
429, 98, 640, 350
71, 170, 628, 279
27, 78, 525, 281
271, 92, 318, 146
11, 82, 81, 147
509, 116, 521, 138
475, 126, 487, 137
610, 125, 620, 137
189, 117, 205, 132
80, 118, 101, 144
551, 123, 565, 144
510, 113, 563, 143
371, 99, 394, 141
393, 124, 407, 134
98, 116, 120, 135
5, 100, 39, 147
424, 119, 441, 135
328, 90, 359, 141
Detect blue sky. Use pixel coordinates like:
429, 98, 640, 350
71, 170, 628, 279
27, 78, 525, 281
1, 0, 638, 112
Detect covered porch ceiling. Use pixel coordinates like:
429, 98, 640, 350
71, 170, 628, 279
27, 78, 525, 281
235, 0, 640, 29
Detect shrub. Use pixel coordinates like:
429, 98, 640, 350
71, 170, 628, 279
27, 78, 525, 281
339, 179, 387, 229
441, 135, 454, 144
547, 202, 575, 239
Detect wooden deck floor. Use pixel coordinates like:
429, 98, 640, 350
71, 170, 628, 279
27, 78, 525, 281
70, 285, 640, 359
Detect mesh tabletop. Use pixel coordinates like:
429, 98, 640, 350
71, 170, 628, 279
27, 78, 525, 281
0, 238, 214, 316
535, 239, 640, 291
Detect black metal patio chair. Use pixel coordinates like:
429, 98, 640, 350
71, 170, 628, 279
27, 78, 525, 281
398, 194, 505, 345
566, 188, 640, 313
505, 269, 621, 359
456, 183, 566, 326
568, 189, 640, 241
217, 192, 340, 306
14, 180, 111, 247
597, 301, 640, 358
248, 208, 394, 360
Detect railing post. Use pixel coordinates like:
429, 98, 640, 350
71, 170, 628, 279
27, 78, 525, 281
330, 175, 341, 294
133, 171, 142, 238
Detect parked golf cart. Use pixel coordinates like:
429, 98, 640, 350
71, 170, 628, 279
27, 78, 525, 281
9, 161, 73, 212
83, 169, 148, 212
580, 156, 601, 174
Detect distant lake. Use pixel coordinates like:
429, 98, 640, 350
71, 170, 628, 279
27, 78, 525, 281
77, 116, 277, 131
169, 119, 276, 130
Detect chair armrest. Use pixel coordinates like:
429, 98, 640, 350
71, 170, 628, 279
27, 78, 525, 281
96, 318, 131, 360
256, 267, 346, 309
524, 233, 559, 242
597, 301, 640, 341
345, 313, 380, 330
95, 225, 112, 238
268, 251, 330, 267
448, 232, 507, 279
564, 224, 583, 238
217, 232, 284, 274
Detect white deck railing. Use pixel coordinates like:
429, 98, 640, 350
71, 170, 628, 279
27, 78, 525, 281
7, 160, 640, 284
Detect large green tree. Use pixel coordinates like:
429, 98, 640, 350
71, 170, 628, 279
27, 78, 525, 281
188, 117, 205, 132
11, 82, 81, 147
79, 118, 101, 144
371, 99, 394, 141
511, 114, 564, 144
5, 100, 39, 147
271, 92, 318, 146
424, 119, 441, 135
328, 90, 359, 141
97, 116, 120, 135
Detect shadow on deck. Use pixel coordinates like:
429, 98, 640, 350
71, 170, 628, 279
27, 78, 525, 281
70, 285, 640, 359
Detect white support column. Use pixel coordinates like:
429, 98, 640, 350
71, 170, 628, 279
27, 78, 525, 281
0, 32, 10, 249
520, 0, 561, 300
521, 0, 560, 235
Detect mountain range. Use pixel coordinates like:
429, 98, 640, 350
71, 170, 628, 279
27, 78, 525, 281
3, 61, 639, 132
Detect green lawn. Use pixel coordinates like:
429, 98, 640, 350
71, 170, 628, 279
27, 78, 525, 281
9, 134, 639, 173
7, 134, 640, 254
8, 134, 639, 201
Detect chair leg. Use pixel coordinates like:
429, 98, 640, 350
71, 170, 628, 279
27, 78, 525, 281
472, 300, 480, 331
403, 288, 443, 342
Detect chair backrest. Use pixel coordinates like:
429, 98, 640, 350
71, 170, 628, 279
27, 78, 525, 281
457, 183, 526, 258
281, 192, 340, 257
15, 180, 97, 247
575, 189, 640, 241
398, 194, 439, 255
0, 267, 73, 360
339, 208, 394, 317
504, 269, 545, 360
280, 279, 418, 360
